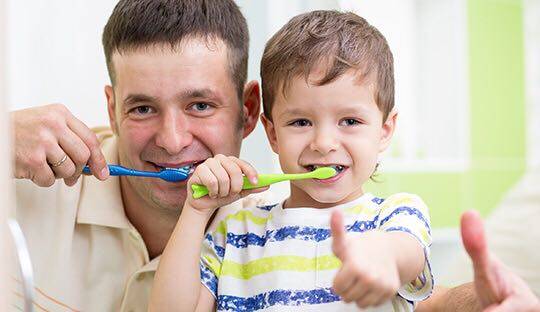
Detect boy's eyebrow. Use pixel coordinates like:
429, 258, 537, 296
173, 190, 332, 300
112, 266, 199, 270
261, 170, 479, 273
278, 108, 307, 118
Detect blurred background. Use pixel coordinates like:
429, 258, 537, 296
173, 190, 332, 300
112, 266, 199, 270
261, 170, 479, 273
1, 0, 539, 307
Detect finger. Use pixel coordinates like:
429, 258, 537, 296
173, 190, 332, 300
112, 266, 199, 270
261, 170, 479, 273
355, 285, 392, 308
46, 146, 76, 179
220, 158, 244, 195
205, 158, 231, 198
193, 163, 219, 198
332, 266, 357, 297
340, 271, 376, 303
58, 129, 91, 180
461, 210, 489, 276
229, 157, 258, 185
31, 158, 56, 187
67, 116, 108, 180
331, 209, 348, 261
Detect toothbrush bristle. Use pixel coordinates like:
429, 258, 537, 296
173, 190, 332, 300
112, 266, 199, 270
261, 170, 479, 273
160, 167, 191, 182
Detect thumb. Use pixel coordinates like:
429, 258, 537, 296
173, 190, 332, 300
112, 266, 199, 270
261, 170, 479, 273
330, 210, 348, 261
460, 210, 489, 276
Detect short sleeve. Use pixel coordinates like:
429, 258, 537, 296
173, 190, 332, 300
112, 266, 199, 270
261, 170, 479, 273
377, 193, 434, 301
200, 220, 227, 299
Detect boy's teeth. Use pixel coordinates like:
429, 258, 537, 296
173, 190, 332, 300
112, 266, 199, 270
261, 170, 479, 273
307, 164, 345, 172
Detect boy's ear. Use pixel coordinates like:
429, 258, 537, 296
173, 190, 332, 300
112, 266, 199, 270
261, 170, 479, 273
105, 85, 119, 135
379, 109, 398, 152
241, 80, 261, 139
260, 114, 279, 154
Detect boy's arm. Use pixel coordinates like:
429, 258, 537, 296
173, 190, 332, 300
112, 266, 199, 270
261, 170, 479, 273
149, 205, 215, 312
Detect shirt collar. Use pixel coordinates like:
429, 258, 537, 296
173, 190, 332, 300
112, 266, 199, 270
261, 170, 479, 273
76, 129, 131, 229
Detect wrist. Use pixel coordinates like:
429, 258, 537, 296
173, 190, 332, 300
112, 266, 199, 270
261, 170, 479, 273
182, 203, 214, 224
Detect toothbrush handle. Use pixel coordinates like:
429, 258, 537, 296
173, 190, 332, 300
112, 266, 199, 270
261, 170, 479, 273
191, 174, 297, 199
82, 165, 158, 178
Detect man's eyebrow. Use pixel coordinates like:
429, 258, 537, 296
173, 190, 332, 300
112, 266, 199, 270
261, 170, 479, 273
178, 88, 220, 100
123, 94, 158, 106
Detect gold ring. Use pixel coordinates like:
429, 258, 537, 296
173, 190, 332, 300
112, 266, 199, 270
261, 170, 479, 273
49, 154, 68, 168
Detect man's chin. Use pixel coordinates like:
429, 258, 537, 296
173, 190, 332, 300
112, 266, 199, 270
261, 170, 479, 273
148, 186, 188, 212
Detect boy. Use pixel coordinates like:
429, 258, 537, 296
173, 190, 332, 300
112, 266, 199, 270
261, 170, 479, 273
150, 10, 433, 311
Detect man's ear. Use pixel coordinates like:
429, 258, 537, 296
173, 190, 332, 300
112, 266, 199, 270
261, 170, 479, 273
260, 114, 279, 154
379, 109, 398, 152
241, 80, 261, 139
105, 85, 118, 135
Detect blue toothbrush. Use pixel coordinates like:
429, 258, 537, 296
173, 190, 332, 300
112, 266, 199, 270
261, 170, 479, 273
82, 164, 191, 182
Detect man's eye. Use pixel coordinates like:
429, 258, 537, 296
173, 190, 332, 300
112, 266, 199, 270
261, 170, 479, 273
289, 119, 311, 127
131, 106, 153, 115
192, 103, 209, 111
340, 118, 361, 126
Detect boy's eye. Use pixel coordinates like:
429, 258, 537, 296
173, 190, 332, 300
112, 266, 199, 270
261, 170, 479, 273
289, 119, 312, 127
340, 118, 361, 126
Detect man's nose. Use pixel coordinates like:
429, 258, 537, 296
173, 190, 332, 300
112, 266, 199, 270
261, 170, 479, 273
154, 113, 193, 155
309, 127, 339, 155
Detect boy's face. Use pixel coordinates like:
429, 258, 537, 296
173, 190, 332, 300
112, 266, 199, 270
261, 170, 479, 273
262, 69, 396, 208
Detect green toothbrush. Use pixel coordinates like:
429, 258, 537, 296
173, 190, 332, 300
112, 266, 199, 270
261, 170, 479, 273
191, 167, 337, 199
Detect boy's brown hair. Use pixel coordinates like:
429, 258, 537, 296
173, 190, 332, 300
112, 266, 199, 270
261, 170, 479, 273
102, 0, 249, 100
261, 10, 394, 121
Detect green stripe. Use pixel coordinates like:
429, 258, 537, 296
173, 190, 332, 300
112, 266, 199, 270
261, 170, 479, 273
220, 255, 341, 280
216, 210, 272, 235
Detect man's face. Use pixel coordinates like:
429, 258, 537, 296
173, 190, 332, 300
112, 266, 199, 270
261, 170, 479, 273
105, 38, 254, 212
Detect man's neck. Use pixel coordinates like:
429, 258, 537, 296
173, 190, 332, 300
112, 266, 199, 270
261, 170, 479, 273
119, 177, 180, 260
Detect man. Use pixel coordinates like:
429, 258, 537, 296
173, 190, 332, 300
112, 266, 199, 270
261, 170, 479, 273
10, 0, 539, 311
12, 0, 260, 310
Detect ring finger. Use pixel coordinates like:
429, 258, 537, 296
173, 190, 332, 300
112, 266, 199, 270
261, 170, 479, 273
46, 146, 76, 179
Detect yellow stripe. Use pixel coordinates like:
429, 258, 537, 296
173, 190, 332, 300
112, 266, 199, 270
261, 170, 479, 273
215, 210, 271, 235
380, 195, 417, 211
203, 255, 222, 277
221, 255, 341, 280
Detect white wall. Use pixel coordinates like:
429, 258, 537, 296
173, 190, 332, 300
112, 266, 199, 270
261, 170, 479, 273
1, 0, 11, 308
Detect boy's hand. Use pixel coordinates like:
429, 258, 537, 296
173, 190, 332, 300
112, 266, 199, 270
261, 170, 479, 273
330, 210, 401, 308
186, 154, 267, 215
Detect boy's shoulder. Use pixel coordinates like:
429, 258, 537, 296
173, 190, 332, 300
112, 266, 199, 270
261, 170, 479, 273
375, 192, 427, 209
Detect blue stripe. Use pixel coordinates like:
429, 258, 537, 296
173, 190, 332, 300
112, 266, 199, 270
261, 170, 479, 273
379, 206, 431, 235
205, 234, 225, 258
372, 197, 385, 205
225, 219, 377, 249
200, 264, 218, 298
217, 287, 340, 311
257, 204, 278, 211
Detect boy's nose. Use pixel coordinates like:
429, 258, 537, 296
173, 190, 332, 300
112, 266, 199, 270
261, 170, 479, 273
154, 112, 193, 155
309, 129, 339, 155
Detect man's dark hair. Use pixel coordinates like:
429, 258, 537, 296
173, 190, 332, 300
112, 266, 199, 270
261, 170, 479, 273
103, 0, 249, 100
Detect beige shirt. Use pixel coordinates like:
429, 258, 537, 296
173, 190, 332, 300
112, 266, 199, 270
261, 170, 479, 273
442, 169, 540, 296
13, 128, 266, 312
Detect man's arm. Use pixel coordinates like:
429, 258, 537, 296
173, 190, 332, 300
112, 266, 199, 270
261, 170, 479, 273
417, 211, 540, 312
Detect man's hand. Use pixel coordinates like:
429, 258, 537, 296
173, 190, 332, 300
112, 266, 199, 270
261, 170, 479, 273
461, 210, 540, 312
12, 104, 109, 187
330, 210, 400, 308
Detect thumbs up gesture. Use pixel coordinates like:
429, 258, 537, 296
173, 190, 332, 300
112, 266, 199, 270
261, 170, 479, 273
460, 210, 540, 312
330, 210, 401, 308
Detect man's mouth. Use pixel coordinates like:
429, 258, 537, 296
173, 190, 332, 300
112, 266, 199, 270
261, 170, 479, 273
147, 160, 205, 174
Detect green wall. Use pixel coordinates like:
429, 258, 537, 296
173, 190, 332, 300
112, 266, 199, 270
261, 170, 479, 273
366, 0, 526, 228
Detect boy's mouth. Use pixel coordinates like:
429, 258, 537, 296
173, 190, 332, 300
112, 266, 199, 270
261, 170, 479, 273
304, 164, 347, 174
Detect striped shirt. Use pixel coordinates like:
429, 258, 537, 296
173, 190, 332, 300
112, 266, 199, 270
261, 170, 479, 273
200, 193, 433, 311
